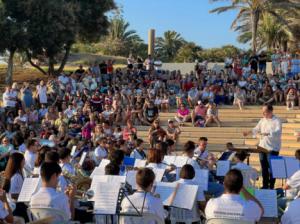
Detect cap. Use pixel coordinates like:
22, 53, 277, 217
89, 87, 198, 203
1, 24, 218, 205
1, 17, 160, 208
168, 119, 174, 123
198, 100, 203, 105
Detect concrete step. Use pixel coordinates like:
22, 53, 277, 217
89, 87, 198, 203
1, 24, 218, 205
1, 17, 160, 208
135, 126, 253, 132
287, 119, 300, 123
283, 123, 300, 128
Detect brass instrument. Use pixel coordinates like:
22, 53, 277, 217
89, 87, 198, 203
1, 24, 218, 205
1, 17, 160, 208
62, 166, 92, 196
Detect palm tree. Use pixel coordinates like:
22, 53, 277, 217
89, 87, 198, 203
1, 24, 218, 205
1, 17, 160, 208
210, 0, 300, 53
155, 30, 185, 61
102, 16, 143, 56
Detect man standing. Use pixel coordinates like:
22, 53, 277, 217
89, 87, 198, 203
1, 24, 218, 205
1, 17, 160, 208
243, 104, 282, 189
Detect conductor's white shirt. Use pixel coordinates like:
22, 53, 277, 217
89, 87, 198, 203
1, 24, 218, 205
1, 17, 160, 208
252, 115, 282, 152
120, 191, 165, 222
30, 187, 71, 220
281, 198, 300, 224
286, 170, 300, 198
205, 194, 262, 222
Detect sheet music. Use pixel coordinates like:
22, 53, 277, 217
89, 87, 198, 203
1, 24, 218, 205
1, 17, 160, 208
163, 155, 176, 165
152, 168, 165, 182
90, 175, 126, 192
126, 170, 137, 190
79, 151, 87, 166
216, 160, 230, 176
270, 157, 286, 178
71, 146, 76, 157
193, 169, 209, 191
154, 182, 176, 206
94, 182, 121, 215
134, 159, 146, 168
18, 178, 40, 202
173, 156, 188, 167
99, 159, 111, 168
284, 157, 300, 178
154, 182, 198, 210
255, 189, 278, 218
90, 166, 105, 178
172, 184, 198, 210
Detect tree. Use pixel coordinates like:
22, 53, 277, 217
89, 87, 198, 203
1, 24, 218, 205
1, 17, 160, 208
101, 15, 143, 57
155, 30, 185, 62
2, 0, 115, 76
210, 0, 300, 54
0, 0, 27, 84
175, 42, 202, 62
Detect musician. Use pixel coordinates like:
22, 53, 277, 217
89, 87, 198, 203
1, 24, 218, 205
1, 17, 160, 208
243, 104, 282, 189
205, 169, 263, 222
93, 137, 108, 165
3, 152, 28, 222
231, 151, 258, 187
30, 162, 76, 220
105, 162, 120, 175
120, 168, 165, 221
24, 139, 39, 172
218, 142, 236, 161
194, 137, 216, 170
281, 197, 300, 224
59, 148, 75, 176
174, 164, 205, 218
130, 139, 146, 160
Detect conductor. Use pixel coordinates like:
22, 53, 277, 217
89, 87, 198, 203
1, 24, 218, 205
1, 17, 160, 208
243, 104, 282, 189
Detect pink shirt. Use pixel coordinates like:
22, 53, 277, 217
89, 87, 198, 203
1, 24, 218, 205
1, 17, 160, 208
178, 108, 190, 116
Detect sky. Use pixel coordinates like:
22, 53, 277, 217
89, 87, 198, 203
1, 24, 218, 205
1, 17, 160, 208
114, 0, 249, 50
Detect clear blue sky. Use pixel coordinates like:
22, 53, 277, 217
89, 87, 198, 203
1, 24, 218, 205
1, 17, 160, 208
114, 0, 249, 50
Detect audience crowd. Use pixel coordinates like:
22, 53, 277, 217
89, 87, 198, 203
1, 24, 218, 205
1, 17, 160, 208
0, 50, 298, 223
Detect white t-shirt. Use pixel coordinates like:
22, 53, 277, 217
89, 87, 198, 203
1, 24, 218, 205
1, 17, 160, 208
24, 150, 37, 171
205, 194, 261, 222
120, 191, 165, 223
2, 90, 17, 107
281, 198, 300, 224
36, 85, 47, 104
30, 187, 71, 220
9, 173, 23, 195
94, 146, 108, 160
286, 170, 300, 198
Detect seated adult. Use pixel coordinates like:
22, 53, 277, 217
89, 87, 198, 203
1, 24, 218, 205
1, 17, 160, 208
205, 169, 263, 222
30, 162, 76, 221
120, 168, 165, 220
191, 101, 207, 127
148, 120, 166, 147
174, 104, 191, 126
281, 197, 300, 224
143, 101, 159, 125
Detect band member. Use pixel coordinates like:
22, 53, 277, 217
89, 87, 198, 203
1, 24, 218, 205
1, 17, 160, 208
243, 104, 282, 189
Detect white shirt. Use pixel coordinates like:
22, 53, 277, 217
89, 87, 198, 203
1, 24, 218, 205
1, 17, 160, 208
30, 187, 71, 220
9, 173, 23, 195
2, 90, 17, 107
252, 115, 282, 152
58, 75, 70, 85
24, 150, 37, 171
36, 85, 47, 104
286, 170, 300, 198
120, 191, 165, 223
231, 162, 258, 187
281, 198, 300, 224
94, 146, 108, 160
130, 149, 146, 160
205, 194, 261, 222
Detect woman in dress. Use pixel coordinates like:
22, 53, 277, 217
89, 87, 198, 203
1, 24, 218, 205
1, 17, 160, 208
20, 82, 33, 110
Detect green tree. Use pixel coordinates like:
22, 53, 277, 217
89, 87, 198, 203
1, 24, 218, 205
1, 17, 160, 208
155, 30, 185, 62
2, 0, 115, 76
101, 15, 143, 57
0, 0, 27, 84
210, 0, 299, 54
175, 42, 202, 62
